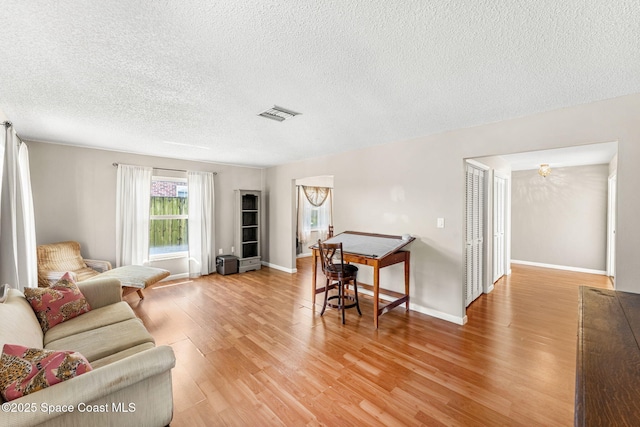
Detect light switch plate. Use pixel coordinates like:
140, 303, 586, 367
437, 218, 445, 228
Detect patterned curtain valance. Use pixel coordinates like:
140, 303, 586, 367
302, 186, 330, 207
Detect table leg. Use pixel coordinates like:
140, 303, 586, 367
374, 265, 380, 329
312, 250, 318, 305
404, 252, 410, 311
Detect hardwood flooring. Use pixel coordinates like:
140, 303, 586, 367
125, 259, 612, 426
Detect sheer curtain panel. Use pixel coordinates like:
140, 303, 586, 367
188, 171, 215, 277
297, 186, 312, 245
297, 186, 333, 245
116, 164, 152, 267
316, 190, 332, 241
0, 124, 37, 290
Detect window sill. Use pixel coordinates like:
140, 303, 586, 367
149, 252, 188, 262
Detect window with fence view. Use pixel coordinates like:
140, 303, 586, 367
150, 177, 188, 256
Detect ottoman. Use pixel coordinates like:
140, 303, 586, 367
96, 265, 170, 299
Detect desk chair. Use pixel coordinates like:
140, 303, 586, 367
318, 240, 361, 324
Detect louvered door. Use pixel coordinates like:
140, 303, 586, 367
465, 163, 485, 307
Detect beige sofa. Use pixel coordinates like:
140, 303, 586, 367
0, 277, 175, 427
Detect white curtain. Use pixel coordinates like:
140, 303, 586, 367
116, 164, 152, 267
297, 186, 333, 245
316, 191, 332, 241
297, 186, 313, 245
0, 124, 37, 291
187, 171, 215, 277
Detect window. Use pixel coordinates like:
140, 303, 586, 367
149, 176, 188, 256
310, 206, 320, 230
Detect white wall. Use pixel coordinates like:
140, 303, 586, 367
511, 164, 608, 272
27, 141, 263, 277
265, 93, 640, 325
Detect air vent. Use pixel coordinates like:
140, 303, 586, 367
258, 105, 301, 122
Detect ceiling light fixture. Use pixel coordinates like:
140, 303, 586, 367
538, 163, 552, 178
258, 105, 301, 122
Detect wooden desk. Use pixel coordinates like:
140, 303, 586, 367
311, 231, 415, 328
575, 286, 640, 425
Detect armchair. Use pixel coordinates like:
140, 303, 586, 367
37, 241, 112, 287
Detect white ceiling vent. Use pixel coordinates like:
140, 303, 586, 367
258, 105, 301, 122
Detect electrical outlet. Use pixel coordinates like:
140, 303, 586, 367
231, 246, 235, 254
219, 248, 223, 254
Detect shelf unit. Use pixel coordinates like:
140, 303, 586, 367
234, 190, 261, 272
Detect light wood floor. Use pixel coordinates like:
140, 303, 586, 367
125, 259, 612, 426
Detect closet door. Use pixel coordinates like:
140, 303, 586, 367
493, 176, 506, 282
465, 163, 486, 307
607, 174, 616, 279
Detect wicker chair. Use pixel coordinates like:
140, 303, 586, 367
37, 241, 112, 287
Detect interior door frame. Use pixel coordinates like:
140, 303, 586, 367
492, 174, 507, 284
607, 172, 617, 282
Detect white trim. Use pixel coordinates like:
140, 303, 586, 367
296, 252, 313, 258
149, 252, 188, 261
151, 214, 188, 220
164, 272, 189, 281
357, 288, 466, 325
511, 259, 606, 275
606, 173, 616, 279
410, 303, 467, 325
465, 158, 490, 170
261, 261, 297, 274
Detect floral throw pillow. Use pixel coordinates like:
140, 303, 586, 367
0, 344, 92, 401
24, 272, 91, 333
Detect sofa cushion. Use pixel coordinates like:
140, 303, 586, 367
0, 344, 92, 401
44, 301, 137, 346
45, 318, 155, 362
0, 289, 44, 350
90, 342, 156, 369
24, 273, 91, 333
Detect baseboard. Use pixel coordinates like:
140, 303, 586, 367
296, 252, 313, 258
261, 261, 297, 274
356, 288, 466, 325
410, 303, 467, 325
164, 273, 189, 282
511, 260, 606, 276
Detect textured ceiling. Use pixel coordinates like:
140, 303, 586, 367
1, 1, 639, 167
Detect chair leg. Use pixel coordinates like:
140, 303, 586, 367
353, 279, 362, 316
320, 278, 330, 316
137, 289, 145, 299
339, 280, 345, 324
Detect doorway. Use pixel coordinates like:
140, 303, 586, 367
294, 176, 334, 259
